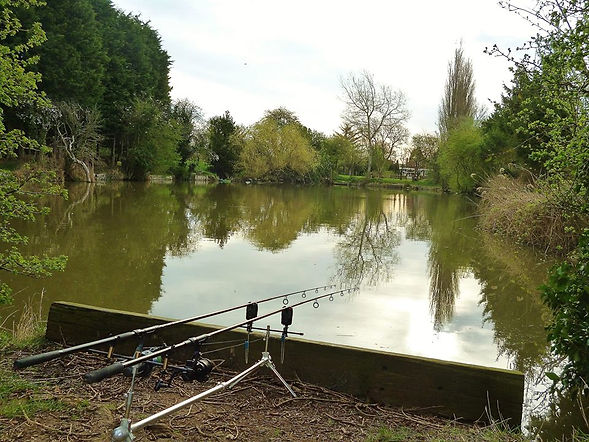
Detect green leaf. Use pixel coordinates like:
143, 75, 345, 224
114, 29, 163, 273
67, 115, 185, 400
545, 372, 560, 382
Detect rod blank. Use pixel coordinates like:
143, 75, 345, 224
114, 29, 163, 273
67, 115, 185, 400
13, 285, 335, 370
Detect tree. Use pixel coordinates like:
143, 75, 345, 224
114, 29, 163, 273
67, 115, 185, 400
437, 118, 484, 193
541, 229, 589, 395
333, 123, 365, 175
317, 135, 358, 181
487, 1, 588, 206
408, 133, 438, 178
208, 111, 240, 179
170, 99, 203, 178
486, 0, 589, 397
438, 45, 481, 137
6, 0, 174, 172
52, 101, 102, 182
240, 110, 317, 182
123, 98, 180, 180
29, 0, 107, 108
0, 0, 67, 304
340, 71, 409, 175
376, 123, 409, 162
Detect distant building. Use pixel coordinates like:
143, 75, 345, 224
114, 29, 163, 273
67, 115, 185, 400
400, 167, 429, 180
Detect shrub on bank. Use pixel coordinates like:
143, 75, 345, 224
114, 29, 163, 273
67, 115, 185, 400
541, 229, 589, 396
478, 175, 585, 255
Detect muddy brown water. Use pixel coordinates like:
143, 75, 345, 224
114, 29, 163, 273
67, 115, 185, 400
1, 182, 582, 437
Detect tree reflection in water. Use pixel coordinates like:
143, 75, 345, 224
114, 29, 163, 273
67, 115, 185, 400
334, 193, 401, 287
6, 182, 578, 436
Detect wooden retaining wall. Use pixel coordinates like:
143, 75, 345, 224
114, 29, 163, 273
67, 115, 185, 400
46, 302, 524, 426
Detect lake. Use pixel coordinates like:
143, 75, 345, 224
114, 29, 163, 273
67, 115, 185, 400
2, 182, 564, 433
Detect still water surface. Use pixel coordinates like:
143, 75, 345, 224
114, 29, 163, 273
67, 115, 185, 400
3, 182, 563, 431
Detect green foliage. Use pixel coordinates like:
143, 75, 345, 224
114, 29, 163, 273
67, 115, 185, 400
541, 229, 589, 394
316, 135, 358, 181
240, 110, 317, 182
484, 1, 589, 400
438, 44, 481, 137
91, 3, 172, 165
208, 111, 240, 178
410, 133, 438, 170
170, 99, 203, 161
123, 98, 180, 180
437, 118, 484, 193
0, 0, 47, 157
487, 1, 588, 214
31, 0, 107, 108
0, 0, 67, 305
8, 0, 173, 169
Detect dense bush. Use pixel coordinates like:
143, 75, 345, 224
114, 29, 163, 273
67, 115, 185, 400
479, 175, 585, 255
541, 229, 589, 394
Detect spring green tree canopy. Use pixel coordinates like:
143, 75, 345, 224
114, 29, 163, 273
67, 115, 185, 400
240, 109, 317, 182
9, 0, 172, 169
170, 99, 204, 178
31, 0, 107, 108
485, 0, 589, 395
487, 0, 588, 209
0, 0, 67, 304
437, 119, 484, 193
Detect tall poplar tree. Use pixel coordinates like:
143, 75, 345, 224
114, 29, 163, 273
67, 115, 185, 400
438, 45, 480, 137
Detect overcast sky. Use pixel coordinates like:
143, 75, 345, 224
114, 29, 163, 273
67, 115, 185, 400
112, 0, 534, 137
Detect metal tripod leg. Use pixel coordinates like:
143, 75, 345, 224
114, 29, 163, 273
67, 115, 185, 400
262, 351, 296, 397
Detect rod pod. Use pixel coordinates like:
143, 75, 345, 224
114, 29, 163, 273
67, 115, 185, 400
112, 326, 296, 441
86, 287, 357, 384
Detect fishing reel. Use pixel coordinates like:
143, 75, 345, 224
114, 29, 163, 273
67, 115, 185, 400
154, 346, 214, 391
181, 354, 214, 382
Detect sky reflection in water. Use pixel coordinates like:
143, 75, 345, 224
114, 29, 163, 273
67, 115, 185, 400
3, 182, 555, 427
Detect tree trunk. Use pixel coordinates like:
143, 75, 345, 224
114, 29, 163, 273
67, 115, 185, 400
64, 140, 94, 183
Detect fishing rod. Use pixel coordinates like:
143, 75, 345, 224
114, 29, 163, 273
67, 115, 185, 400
13, 284, 335, 370
85, 286, 357, 384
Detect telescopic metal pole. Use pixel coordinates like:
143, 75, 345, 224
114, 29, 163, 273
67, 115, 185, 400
86, 287, 356, 384
13, 284, 335, 370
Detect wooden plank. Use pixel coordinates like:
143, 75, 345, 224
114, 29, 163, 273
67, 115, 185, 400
45, 301, 524, 425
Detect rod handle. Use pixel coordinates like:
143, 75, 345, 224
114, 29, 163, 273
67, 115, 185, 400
13, 349, 65, 370
84, 362, 125, 384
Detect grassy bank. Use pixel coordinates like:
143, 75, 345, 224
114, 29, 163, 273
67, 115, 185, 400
333, 174, 441, 191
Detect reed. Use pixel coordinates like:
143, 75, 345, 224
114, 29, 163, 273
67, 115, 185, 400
478, 175, 585, 255
1, 292, 46, 349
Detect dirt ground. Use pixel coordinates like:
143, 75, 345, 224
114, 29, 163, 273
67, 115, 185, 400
0, 346, 515, 441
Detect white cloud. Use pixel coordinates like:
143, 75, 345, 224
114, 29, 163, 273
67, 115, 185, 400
113, 0, 535, 135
